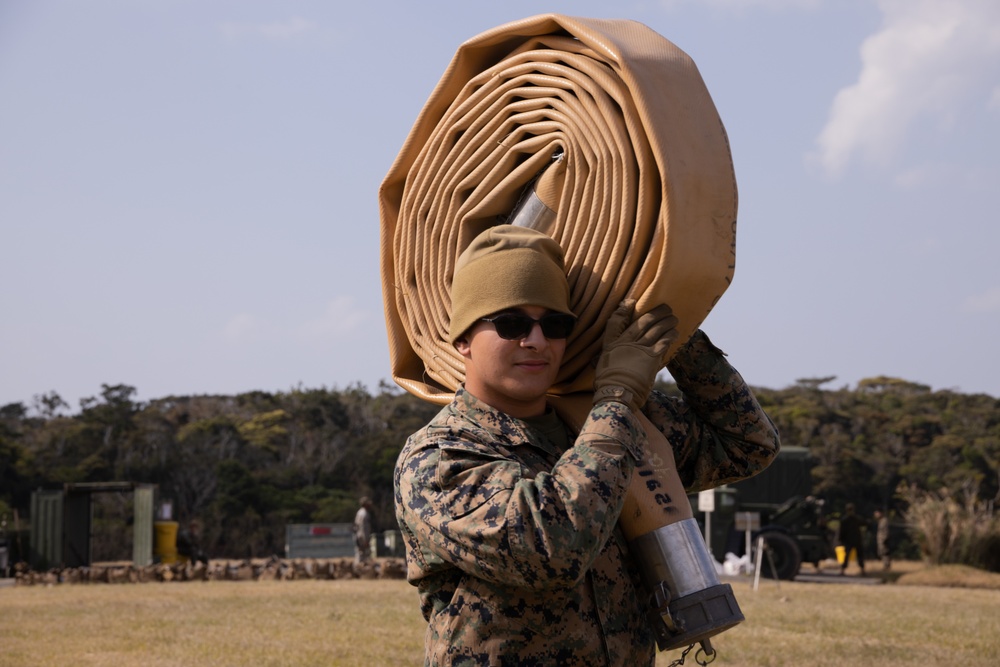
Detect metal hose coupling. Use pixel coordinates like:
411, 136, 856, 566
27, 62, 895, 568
630, 517, 744, 651
506, 154, 564, 232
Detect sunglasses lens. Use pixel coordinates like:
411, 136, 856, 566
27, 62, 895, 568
492, 315, 533, 339
487, 313, 575, 339
540, 314, 575, 338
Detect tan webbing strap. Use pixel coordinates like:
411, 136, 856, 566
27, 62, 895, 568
379, 14, 735, 539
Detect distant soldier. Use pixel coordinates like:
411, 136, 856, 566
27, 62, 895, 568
838, 503, 866, 576
0, 513, 9, 578
353, 497, 374, 563
176, 518, 208, 564
874, 509, 891, 571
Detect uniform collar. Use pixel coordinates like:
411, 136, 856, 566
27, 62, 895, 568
453, 386, 565, 459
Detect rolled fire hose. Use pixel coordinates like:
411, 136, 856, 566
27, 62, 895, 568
379, 14, 741, 652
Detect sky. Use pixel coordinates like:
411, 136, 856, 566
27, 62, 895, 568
2, 0, 999, 414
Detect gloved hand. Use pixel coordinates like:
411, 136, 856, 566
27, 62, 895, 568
594, 300, 679, 410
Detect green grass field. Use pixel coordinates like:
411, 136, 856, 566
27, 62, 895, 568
2, 568, 999, 666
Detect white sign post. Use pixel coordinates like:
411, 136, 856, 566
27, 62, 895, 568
698, 490, 715, 556
734, 511, 761, 559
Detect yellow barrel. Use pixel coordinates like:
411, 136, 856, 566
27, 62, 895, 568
836, 545, 856, 565
154, 521, 179, 564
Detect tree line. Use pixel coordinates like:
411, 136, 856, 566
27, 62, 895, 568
1, 375, 998, 565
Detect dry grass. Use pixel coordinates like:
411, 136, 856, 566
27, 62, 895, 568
711, 577, 1000, 667
0, 580, 427, 667
898, 482, 1000, 571
2, 567, 999, 667
895, 563, 1000, 590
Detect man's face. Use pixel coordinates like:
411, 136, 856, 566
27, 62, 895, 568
455, 305, 567, 418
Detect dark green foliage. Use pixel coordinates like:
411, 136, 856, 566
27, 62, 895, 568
3, 376, 997, 559
0, 382, 441, 559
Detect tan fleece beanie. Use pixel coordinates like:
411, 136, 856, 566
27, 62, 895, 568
449, 225, 572, 343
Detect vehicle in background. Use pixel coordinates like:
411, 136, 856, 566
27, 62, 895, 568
691, 446, 837, 580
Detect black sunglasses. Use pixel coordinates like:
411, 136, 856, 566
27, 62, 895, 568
480, 312, 576, 340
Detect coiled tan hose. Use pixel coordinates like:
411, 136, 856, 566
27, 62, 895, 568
379, 14, 737, 406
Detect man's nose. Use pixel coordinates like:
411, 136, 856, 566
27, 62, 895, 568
520, 321, 548, 347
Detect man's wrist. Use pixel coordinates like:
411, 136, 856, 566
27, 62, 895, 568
593, 384, 635, 408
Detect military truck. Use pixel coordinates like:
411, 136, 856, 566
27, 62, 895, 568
691, 446, 837, 580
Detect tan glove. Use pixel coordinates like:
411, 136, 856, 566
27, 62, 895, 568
594, 300, 679, 410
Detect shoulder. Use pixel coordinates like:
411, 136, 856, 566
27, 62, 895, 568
396, 394, 530, 493
402, 401, 489, 457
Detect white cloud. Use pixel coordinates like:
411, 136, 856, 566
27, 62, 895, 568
221, 16, 317, 42
813, 0, 1000, 177
221, 297, 367, 344
296, 296, 368, 341
892, 161, 956, 188
222, 313, 259, 341
961, 286, 1000, 313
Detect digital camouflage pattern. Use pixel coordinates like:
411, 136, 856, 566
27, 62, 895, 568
653, 330, 783, 492
394, 330, 780, 666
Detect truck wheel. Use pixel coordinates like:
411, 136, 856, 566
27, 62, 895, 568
758, 531, 802, 580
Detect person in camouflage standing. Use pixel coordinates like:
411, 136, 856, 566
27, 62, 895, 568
874, 509, 891, 571
394, 225, 780, 666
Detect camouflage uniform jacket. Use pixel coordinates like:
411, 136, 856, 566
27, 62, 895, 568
394, 331, 780, 666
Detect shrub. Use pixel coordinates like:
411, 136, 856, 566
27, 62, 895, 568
898, 482, 1000, 572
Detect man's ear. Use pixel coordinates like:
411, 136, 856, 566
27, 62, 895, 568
454, 335, 471, 358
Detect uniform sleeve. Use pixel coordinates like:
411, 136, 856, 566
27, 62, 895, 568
642, 330, 780, 492
394, 402, 645, 591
